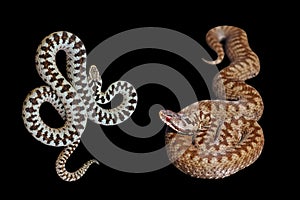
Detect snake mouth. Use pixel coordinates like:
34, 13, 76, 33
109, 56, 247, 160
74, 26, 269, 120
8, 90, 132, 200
165, 120, 181, 133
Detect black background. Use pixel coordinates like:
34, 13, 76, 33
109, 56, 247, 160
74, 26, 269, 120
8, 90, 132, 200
6, 4, 292, 198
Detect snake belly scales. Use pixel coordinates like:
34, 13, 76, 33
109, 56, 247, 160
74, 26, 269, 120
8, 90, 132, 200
22, 31, 138, 181
159, 26, 264, 178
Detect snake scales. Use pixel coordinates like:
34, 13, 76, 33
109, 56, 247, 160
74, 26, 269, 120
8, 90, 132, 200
159, 25, 264, 178
23, 26, 263, 181
22, 31, 137, 181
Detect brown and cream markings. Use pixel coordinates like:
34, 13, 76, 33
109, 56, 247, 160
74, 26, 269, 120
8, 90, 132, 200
159, 25, 264, 179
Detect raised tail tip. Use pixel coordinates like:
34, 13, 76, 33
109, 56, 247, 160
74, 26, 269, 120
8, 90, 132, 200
201, 57, 223, 65
93, 159, 100, 165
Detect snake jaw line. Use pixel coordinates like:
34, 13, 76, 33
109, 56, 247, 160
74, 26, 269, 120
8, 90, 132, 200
159, 110, 181, 133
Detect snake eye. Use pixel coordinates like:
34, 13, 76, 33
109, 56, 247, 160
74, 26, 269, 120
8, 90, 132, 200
166, 115, 172, 122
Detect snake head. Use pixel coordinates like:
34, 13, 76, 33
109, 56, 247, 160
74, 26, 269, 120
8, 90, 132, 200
159, 110, 196, 136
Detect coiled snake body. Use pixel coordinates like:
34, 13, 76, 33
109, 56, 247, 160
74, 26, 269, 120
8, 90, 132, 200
22, 31, 137, 181
159, 26, 264, 178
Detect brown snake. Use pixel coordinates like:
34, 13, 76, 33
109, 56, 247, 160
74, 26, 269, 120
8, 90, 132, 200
159, 25, 264, 178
